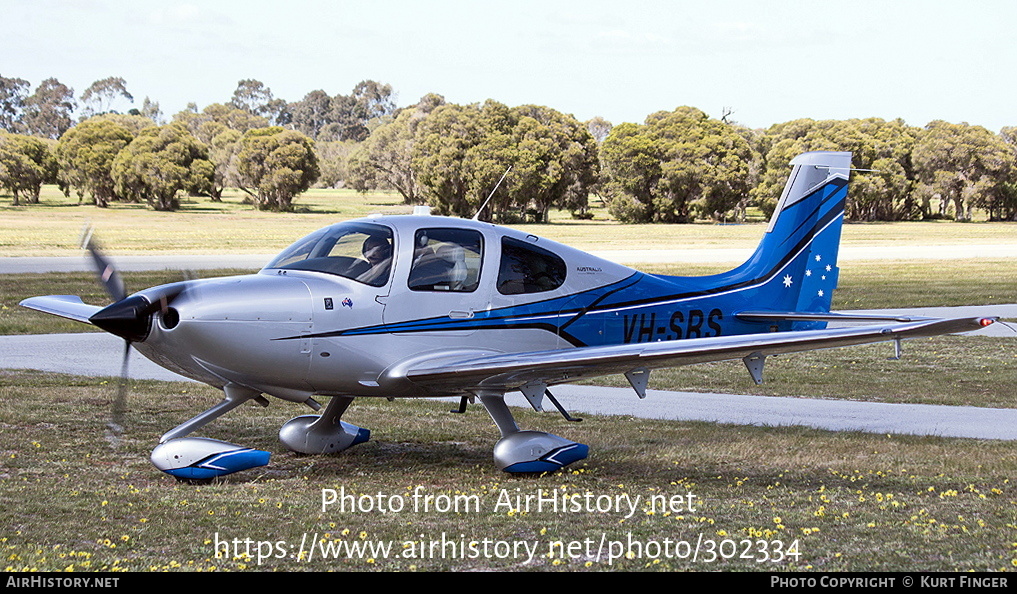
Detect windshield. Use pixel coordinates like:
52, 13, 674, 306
263, 222, 394, 287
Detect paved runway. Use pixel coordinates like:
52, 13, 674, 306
2, 331, 1014, 441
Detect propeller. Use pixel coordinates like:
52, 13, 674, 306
80, 225, 186, 444
81, 225, 126, 303
82, 227, 188, 342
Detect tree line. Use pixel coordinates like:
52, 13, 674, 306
2, 74, 1016, 221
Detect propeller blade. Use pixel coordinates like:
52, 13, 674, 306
107, 339, 131, 444
81, 225, 127, 303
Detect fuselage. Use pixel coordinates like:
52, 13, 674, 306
130, 213, 817, 403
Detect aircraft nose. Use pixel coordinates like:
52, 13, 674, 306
89, 295, 155, 342
88, 285, 186, 342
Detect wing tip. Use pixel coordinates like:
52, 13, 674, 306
20, 295, 100, 324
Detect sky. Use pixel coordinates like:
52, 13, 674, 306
4, 0, 1016, 132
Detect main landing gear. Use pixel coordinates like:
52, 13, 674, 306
275, 389, 587, 474
476, 391, 588, 473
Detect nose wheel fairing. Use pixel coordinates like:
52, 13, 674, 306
151, 437, 271, 480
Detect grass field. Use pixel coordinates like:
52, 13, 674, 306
1, 186, 1015, 256
1, 371, 1014, 572
1, 186, 1015, 572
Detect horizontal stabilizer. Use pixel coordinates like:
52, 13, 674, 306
19, 295, 101, 324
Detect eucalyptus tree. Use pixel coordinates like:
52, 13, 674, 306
20, 78, 76, 139
111, 123, 214, 211
993, 126, 1017, 221
54, 118, 135, 207
289, 90, 334, 139
88, 112, 158, 135
173, 103, 269, 201
235, 126, 319, 211
585, 116, 612, 143
600, 106, 754, 223
0, 132, 54, 204
411, 100, 598, 222
80, 77, 133, 118
346, 93, 446, 202
508, 104, 599, 221
314, 139, 358, 189
0, 75, 30, 132
230, 79, 289, 126
912, 120, 1014, 221
319, 80, 397, 142
173, 103, 269, 142
139, 97, 164, 125
411, 101, 507, 219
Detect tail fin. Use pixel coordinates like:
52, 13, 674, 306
726, 151, 851, 328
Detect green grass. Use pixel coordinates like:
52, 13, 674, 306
0, 186, 410, 256
1, 370, 1014, 572
1, 185, 1015, 256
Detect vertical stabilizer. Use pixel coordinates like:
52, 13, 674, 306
728, 151, 851, 329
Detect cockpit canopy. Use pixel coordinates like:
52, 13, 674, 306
263, 221, 394, 287
264, 217, 574, 294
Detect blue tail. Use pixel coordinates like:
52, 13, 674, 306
642, 151, 852, 335
720, 151, 851, 327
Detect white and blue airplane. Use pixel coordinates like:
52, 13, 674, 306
21, 151, 996, 479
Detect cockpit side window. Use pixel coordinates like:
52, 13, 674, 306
497, 237, 567, 295
264, 222, 394, 287
408, 228, 483, 292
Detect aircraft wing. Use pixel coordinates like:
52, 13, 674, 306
20, 295, 101, 324
401, 316, 995, 394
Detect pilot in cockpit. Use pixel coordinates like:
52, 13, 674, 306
356, 234, 393, 285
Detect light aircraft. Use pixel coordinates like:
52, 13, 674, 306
21, 151, 996, 479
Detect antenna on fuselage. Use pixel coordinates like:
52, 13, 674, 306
472, 166, 512, 221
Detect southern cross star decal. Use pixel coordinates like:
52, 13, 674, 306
780, 254, 835, 296
803, 253, 835, 298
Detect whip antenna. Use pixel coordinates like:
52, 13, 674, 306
473, 166, 512, 221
